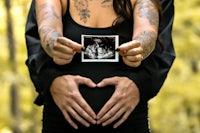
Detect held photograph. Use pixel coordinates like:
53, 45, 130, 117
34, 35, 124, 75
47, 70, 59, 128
81, 35, 119, 62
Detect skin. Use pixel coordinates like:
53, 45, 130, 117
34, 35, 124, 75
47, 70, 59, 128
35, 0, 159, 129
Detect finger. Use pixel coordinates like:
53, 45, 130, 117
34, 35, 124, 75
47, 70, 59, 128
123, 47, 143, 56
97, 102, 121, 125
113, 111, 131, 128
75, 95, 97, 119
116, 40, 141, 53
71, 88, 96, 119
97, 94, 117, 120
96, 77, 117, 88
125, 54, 143, 62
53, 50, 74, 60
67, 106, 91, 128
122, 57, 142, 67
102, 107, 125, 127
75, 76, 96, 88
53, 57, 72, 65
61, 109, 78, 129
69, 76, 97, 119
57, 37, 84, 53
53, 41, 75, 54
72, 101, 96, 124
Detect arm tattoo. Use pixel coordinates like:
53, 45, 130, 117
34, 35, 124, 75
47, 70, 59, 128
37, 3, 60, 24
36, 2, 61, 56
136, 0, 159, 27
134, 31, 157, 58
39, 26, 61, 55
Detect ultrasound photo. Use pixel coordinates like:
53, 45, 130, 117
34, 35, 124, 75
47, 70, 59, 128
81, 35, 119, 62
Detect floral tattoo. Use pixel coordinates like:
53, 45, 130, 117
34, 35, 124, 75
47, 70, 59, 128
39, 26, 61, 54
73, 0, 91, 23
73, 0, 112, 23
36, 2, 62, 55
36, 3, 60, 24
134, 31, 157, 58
134, 0, 159, 58
136, 0, 159, 27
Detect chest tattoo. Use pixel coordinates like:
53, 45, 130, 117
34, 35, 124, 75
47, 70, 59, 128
73, 0, 91, 23
101, 0, 111, 4
73, 0, 112, 23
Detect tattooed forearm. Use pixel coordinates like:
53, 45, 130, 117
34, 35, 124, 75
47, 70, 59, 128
134, 31, 157, 58
38, 26, 61, 56
36, 1, 62, 57
36, 3, 60, 24
135, 0, 159, 27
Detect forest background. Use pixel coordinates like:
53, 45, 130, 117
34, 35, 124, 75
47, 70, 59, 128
0, 0, 200, 133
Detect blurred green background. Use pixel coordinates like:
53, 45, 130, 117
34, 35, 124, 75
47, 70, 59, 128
0, 0, 200, 133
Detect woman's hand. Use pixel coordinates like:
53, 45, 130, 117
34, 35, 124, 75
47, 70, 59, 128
50, 75, 96, 129
117, 40, 144, 67
96, 76, 140, 128
36, 0, 83, 65
52, 37, 84, 65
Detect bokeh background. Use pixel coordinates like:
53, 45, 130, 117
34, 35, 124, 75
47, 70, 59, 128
0, 0, 200, 133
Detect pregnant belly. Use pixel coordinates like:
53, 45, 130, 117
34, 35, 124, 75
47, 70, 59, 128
79, 85, 115, 114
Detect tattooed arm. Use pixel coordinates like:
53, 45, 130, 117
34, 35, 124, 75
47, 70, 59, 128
36, 0, 83, 65
133, 0, 159, 59
118, 0, 159, 67
35, 0, 63, 57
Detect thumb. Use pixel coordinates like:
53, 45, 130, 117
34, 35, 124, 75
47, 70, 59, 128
76, 76, 96, 88
97, 77, 116, 88
57, 37, 85, 53
117, 40, 141, 53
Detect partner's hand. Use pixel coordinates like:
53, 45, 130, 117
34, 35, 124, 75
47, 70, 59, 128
50, 75, 96, 129
52, 37, 84, 65
96, 76, 140, 128
117, 40, 143, 67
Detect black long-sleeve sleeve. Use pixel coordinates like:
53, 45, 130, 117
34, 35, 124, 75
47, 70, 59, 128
25, 0, 175, 105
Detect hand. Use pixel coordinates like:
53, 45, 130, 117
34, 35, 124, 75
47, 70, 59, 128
96, 76, 140, 128
117, 40, 143, 67
52, 37, 84, 65
50, 75, 97, 129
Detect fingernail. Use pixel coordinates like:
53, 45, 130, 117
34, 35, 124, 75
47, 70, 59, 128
92, 120, 96, 124
113, 125, 118, 129
81, 47, 85, 52
97, 121, 101, 125
86, 123, 90, 127
115, 48, 120, 52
